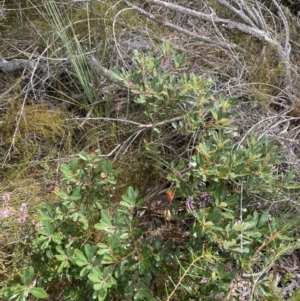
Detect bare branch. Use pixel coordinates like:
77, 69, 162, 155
145, 0, 275, 44
0, 58, 45, 72
251, 5, 266, 30
215, 0, 256, 27
65, 116, 183, 129
87, 55, 123, 85
272, 0, 290, 55
124, 0, 241, 51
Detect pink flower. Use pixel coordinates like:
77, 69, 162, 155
0, 207, 10, 218
35, 221, 43, 228
18, 203, 27, 223
0, 193, 10, 219
3, 193, 10, 204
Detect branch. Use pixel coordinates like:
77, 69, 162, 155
0, 58, 46, 72
141, 0, 293, 102
215, 0, 256, 27
124, 0, 241, 51
87, 55, 123, 85
145, 0, 275, 44
65, 116, 183, 129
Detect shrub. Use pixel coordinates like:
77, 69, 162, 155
0, 44, 297, 301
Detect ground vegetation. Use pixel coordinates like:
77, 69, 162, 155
1, 0, 300, 300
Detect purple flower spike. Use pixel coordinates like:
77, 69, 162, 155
198, 193, 213, 208
186, 196, 195, 212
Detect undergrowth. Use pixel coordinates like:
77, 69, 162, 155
1, 45, 300, 301
1, 1, 300, 300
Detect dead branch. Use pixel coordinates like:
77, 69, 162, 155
123, 0, 242, 51
144, 0, 275, 43
0, 58, 46, 72
126, 0, 293, 103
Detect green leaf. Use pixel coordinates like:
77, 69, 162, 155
70, 158, 78, 172
79, 151, 89, 161
22, 267, 35, 286
70, 187, 81, 201
109, 69, 124, 82
97, 243, 110, 255
84, 244, 97, 261
88, 267, 103, 283
135, 95, 147, 104
74, 249, 88, 265
119, 233, 129, 240
233, 222, 248, 232
101, 209, 111, 225
60, 163, 73, 176
0, 285, 23, 299
127, 186, 138, 201
102, 254, 115, 264
244, 220, 258, 230
55, 255, 66, 261
95, 210, 115, 231
16, 292, 28, 301
94, 222, 114, 231
97, 242, 109, 249
96, 288, 107, 301
80, 266, 91, 277
231, 247, 250, 253
71, 212, 79, 222
258, 212, 269, 228
120, 195, 132, 208
55, 189, 69, 200
119, 201, 132, 209
55, 245, 65, 255
42, 220, 55, 235
29, 287, 48, 298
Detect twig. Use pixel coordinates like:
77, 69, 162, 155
66, 116, 183, 129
